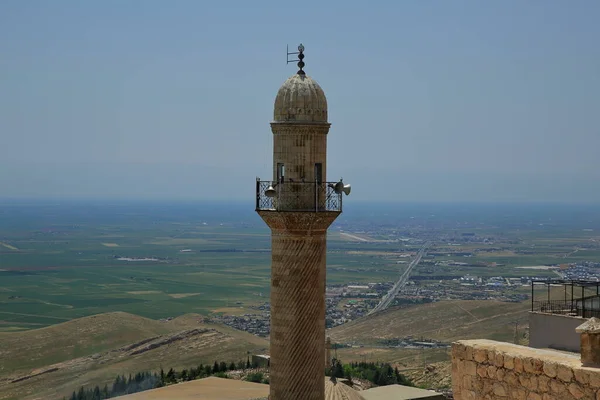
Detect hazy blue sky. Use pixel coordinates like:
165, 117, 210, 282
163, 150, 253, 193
1, 1, 598, 202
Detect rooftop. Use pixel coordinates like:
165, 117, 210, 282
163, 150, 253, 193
114, 376, 269, 400
361, 384, 446, 400
114, 376, 372, 400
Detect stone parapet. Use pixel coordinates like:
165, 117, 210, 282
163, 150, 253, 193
452, 339, 600, 400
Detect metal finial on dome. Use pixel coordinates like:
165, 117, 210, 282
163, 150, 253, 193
297, 43, 305, 75
286, 43, 306, 75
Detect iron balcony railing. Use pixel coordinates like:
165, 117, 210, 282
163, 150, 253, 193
532, 300, 600, 319
255, 179, 342, 212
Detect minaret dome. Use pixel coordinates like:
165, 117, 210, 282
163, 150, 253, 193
273, 74, 328, 123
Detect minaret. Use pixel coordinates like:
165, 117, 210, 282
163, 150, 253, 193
255, 44, 350, 400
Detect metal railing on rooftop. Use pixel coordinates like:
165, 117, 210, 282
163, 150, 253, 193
532, 300, 600, 319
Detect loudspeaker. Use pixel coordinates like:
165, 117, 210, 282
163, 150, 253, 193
333, 181, 351, 196
265, 185, 276, 198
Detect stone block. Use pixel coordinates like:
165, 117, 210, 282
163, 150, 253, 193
533, 358, 545, 374
471, 376, 484, 392
527, 393, 542, 400
557, 364, 574, 382
573, 368, 589, 385
503, 354, 515, 370
464, 360, 477, 376
581, 332, 600, 368
452, 342, 466, 359
549, 379, 566, 394
538, 375, 550, 392
494, 353, 504, 367
523, 357, 536, 373
492, 382, 507, 397
514, 356, 524, 373
505, 370, 519, 386
462, 374, 473, 389
543, 362, 557, 378
510, 387, 528, 400
477, 365, 487, 378
474, 349, 487, 363
463, 390, 477, 400
496, 367, 505, 381
528, 375, 539, 391
465, 345, 473, 361
589, 371, 600, 388
567, 382, 586, 399
483, 378, 494, 395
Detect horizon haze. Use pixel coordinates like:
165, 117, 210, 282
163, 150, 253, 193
1, 1, 599, 203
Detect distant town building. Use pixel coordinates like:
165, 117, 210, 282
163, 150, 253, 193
252, 354, 270, 368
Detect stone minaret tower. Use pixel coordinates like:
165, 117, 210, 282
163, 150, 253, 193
255, 44, 349, 400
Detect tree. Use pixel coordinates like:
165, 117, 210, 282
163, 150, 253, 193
333, 360, 344, 378
166, 368, 176, 384
373, 369, 381, 385
245, 372, 264, 383
229, 362, 236, 371
112, 375, 126, 394
219, 361, 228, 372
101, 384, 109, 399
213, 361, 220, 374
92, 385, 101, 400
246, 356, 251, 369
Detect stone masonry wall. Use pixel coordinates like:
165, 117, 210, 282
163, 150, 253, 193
452, 339, 600, 400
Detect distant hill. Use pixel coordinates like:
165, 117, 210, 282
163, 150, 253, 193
329, 300, 530, 344
0, 312, 268, 400
0, 300, 533, 399
328, 300, 531, 391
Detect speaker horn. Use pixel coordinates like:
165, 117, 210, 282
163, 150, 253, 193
342, 184, 351, 196
333, 180, 352, 196
265, 185, 277, 198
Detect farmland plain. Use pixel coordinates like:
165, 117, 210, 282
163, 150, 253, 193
2, 200, 600, 332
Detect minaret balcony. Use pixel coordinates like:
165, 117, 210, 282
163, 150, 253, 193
255, 179, 343, 212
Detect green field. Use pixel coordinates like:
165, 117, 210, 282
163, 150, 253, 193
0, 203, 407, 331
2, 201, 599, 332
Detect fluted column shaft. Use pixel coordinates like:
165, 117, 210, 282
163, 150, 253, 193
269, 228, 326, 400
258, 211, 339, 400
